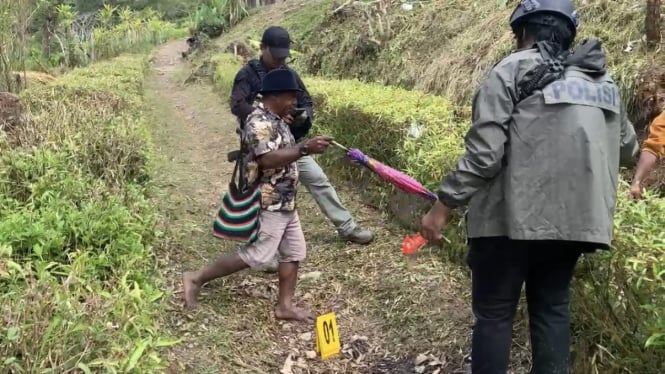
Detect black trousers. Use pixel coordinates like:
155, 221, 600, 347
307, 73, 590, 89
467, 237, 584, 374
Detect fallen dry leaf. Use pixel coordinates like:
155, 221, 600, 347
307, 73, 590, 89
295, 356, 308, 369
415, 353, 429, 366
280, 354, 295, 374
299, 271, 322, 282
305, 351, 317, 359
415, 365, 426, 374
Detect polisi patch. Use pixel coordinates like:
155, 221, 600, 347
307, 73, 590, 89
542, 77, 620, 114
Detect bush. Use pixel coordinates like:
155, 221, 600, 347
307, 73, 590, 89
0, 55, 176, 372
571, 184, 665, 373
91, 8, 188, 63
210, 52, 665, 373
192, 0, 249, 38
212, 53, 245, 95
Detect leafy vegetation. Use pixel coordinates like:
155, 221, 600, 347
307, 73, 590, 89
0, 55, 176, 373
211, 52, 245, 94
0, 0, 187, 92
192, 0, 249, 38
211, 50, 665, 373
73, 0, 200, 20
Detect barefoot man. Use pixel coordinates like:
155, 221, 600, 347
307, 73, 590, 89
183, 68, 332, 321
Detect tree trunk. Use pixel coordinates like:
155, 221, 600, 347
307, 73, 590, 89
646, 0, 661, 49
42, 7, 56, 59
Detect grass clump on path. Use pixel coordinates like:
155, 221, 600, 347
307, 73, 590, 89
0, 55, 176, 373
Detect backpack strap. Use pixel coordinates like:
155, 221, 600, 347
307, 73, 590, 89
247, 59, 268, 103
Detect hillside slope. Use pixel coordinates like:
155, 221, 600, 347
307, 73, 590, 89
212, 0, 663, 127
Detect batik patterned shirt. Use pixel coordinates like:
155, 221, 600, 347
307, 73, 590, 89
242, 103, 299, 211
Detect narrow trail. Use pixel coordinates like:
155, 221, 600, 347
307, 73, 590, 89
144, 41, 494, 374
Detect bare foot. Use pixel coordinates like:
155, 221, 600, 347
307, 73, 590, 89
274, 304, 315, 322
182, 271, 201, 310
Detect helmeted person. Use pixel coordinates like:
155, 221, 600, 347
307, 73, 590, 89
229, 26, 374, 258
420, 1, 639, 373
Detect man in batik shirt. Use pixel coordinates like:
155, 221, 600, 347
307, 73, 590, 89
183, 69, 332, 321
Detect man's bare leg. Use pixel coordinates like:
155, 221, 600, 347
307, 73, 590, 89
182, 252, 249, 309
274, 261, 314, 322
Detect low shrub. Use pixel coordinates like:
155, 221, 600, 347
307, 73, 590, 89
211, 51, 665, 373
0, 55, 175, 372
571, 184, 665, 373
192, 0, 249, 38
304, 76, 464, 178
212, 53, 245, 95
91, 12, 187, 63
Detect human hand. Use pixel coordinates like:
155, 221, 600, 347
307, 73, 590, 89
306, 136, 333, 154
629, 181, 643, 200
283, 114, 294, 124
420, 200, 451, 242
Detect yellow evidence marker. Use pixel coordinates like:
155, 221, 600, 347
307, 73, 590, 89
315, 312, 341, 360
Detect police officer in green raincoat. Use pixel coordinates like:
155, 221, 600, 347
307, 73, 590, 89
420, 1, 639, 373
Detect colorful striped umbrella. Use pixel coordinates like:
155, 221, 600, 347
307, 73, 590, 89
331, 141, 438, 201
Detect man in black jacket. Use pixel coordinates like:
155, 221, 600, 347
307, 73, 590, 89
229, 26, 374, 260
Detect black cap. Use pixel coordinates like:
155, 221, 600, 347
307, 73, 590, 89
261, 26, 292, 58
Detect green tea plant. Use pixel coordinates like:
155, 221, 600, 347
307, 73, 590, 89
0, 55, 177, 373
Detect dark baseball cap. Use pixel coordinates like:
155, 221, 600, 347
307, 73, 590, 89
261, 26, 292, 58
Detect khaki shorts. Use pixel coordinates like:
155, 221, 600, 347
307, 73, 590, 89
237, 210, 306, 268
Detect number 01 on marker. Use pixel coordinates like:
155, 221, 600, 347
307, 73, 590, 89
315, 312, 341, 360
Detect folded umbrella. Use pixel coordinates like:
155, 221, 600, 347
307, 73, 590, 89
331, 141, 438, 201
331, 141, 444, 267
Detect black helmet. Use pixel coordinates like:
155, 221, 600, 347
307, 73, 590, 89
510, 0, 579, 36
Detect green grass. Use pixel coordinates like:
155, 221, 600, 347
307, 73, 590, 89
0, 55, 177, 373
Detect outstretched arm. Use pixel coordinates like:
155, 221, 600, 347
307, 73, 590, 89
437, 68, 516, 209
421, 66, 516, 242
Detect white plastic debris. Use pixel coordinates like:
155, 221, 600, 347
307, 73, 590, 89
408, 120, 424, 138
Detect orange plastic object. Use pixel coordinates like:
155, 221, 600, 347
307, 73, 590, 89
401, 233, 427, 255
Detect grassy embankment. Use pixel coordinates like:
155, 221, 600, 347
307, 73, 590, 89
0, 55, 179, 373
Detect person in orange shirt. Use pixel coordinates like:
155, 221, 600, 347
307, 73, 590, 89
630, 111, 665, 199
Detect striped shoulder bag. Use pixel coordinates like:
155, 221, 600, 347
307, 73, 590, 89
212, 153, 262, 244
